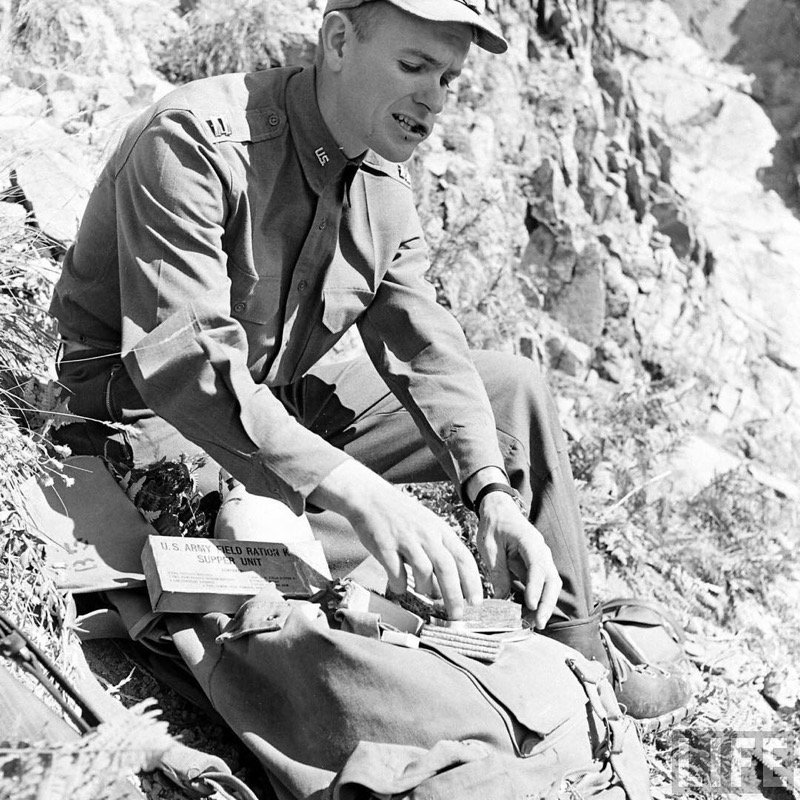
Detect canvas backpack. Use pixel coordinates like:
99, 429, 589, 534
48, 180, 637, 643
165, 587, 654, 800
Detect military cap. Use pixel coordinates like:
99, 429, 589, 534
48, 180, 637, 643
324, 0, 508, 54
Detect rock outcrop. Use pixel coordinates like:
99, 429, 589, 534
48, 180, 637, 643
413, 0, 800, 482
0, 0, 175, 249
666, 0, 800, 209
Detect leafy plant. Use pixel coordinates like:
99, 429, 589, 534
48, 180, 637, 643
659, 467, 796, 606
561, 375, 690, 573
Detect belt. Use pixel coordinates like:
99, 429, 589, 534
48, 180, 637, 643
59, 339, 118, 357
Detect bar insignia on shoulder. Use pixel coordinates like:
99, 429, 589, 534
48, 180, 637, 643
206, 116, 232, 139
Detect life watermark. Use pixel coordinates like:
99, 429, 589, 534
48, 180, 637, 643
669, 728, 798, 795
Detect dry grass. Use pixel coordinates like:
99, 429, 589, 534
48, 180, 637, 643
0, 221, 80, 762
0, 700, 173, 800
0, 219, 197, 797
156, 0, 318, 85
0, 222, 68, 495
561, 376, 800, 800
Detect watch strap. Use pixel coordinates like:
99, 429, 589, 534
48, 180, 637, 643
470, 482, 523, 519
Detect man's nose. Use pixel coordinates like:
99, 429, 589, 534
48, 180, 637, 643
414, 81, 447, 115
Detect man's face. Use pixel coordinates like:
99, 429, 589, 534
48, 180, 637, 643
334, 4, 472, 162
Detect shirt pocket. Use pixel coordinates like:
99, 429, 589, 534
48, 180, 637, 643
321, 287, 374, 334
230, 275, 282, 327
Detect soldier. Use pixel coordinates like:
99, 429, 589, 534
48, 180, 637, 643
50, 0, 688, 727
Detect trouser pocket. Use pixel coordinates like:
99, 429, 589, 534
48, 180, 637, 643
57, 350, 147, 424
57, 349, 121, 422
54, 349, 134, 465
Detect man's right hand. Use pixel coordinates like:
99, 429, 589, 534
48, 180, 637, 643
309, 459, 483, 620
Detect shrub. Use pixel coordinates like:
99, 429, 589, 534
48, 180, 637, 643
156, 0, 319, 83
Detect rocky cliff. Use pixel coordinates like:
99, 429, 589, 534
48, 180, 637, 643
415, 0, 800, 491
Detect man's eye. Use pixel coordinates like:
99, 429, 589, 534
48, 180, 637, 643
399, 61, 422, 73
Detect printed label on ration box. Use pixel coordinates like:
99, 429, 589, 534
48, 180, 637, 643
142, 535, 330, 613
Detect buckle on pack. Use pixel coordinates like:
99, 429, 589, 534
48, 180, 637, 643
567, 657, 625, 756
566, 656, 608, 685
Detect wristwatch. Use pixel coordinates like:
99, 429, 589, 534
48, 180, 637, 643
467, 482, 527, 519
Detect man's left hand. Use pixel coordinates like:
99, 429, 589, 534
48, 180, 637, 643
475, 491, 561, 629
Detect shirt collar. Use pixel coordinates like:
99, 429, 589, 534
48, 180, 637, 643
286, 67, 362, 196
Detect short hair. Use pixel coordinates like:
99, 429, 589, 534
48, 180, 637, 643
316, 1, 386, 66
343, 1, 385, 41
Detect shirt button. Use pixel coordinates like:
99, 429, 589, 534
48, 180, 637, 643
268, 113, 280, 126
233, 302, 246, 313
318, 219, 327, 230
297, 280, 308, 292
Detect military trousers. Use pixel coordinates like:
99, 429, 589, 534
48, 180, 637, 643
55, 348, 593, 621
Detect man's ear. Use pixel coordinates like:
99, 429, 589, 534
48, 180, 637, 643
319, 12, 351, 73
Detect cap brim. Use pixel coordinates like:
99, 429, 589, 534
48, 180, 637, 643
326, 0, 508, 54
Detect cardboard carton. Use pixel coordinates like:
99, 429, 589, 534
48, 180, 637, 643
142, 535, 331, 614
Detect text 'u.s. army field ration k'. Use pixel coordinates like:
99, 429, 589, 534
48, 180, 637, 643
142, 535, 331, 614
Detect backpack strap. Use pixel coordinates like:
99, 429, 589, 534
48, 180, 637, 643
192, 771, 261, 800
566, 657, 626, 755
565, 656, 653, 800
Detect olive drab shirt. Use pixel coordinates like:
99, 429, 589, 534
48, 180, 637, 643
49, 66, 506, 513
